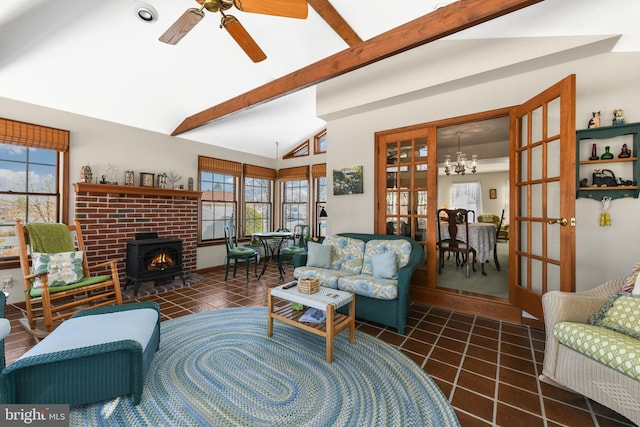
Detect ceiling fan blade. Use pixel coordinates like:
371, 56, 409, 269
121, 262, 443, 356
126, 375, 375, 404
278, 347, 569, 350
222, 15, 267, 63
159, 8, 205, 45
233, 0, 308, 19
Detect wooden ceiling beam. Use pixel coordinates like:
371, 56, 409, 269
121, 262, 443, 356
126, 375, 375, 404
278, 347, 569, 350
307, 0, 362, 46
172, 0, 542, 136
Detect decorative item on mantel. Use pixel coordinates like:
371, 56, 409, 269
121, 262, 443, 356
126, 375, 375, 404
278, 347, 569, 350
188, 177, 194, 191
166, 171, 182, 189
140, 172, 155, 187
157, 173, 168, 189
124, 170, 135, 186
80, 165, 93, 183
612, 109, 627, 126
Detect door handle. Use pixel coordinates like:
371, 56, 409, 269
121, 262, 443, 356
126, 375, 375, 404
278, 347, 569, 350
547, 217, 568, 226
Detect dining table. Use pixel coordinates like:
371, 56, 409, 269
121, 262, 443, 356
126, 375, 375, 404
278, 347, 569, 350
438, 222, 497, 275
252, 231, 293, 279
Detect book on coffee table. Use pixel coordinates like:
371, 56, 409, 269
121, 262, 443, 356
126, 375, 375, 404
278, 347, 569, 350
299, 308, 326, 324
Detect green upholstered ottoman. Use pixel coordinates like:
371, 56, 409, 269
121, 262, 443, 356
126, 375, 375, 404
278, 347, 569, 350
0, 301, 160, 407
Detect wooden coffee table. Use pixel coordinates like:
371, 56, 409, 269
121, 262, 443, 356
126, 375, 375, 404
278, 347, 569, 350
267, 282, 355, 363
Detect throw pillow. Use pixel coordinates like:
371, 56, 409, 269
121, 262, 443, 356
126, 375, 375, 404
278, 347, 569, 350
621, 262, 640, 292
372, 251, 398, 279
588, 292, 640, 339
306, 242, 332, 269
31, 251, 84, 288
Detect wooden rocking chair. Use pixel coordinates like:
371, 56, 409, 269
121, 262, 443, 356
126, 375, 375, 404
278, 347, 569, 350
16, 218, 123, 336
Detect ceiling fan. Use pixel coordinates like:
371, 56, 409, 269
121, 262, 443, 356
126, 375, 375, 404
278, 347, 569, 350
159, 0, 308, 63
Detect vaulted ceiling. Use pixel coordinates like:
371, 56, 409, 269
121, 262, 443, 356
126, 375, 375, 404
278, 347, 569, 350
0, 0, 638, 158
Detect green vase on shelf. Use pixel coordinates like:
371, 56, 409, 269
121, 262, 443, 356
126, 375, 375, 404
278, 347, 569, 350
600, 146, 614, 160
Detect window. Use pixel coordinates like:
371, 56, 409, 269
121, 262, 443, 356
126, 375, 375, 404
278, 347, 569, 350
279, 166, 309, 230
314, 129, 327, 154
283, 140, 309, 159
0, 119, 69, 267
198, 156, 241, 242
243, 164, 276, 236
450, 182, 483, 220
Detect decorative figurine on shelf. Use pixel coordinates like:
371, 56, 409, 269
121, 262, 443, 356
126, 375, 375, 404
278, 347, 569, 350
600, 146, 614, 160
80, 165, 93, 183
589, 143, 599, 160
600, 196, 612, 227
157, 173, 168, 189
612, 109, 627, 126
618, 143, 632, 158
124, 170, 135, 186
188, 177, 194, 191
588, 111, 601, 128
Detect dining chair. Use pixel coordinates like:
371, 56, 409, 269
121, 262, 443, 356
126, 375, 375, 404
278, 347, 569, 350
224, 225, 258, 282
278, 224, 310, 280
437, 208, 476, 278
15, 218, 123, 336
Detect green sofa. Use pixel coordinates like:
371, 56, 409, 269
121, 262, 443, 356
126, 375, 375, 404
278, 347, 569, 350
293, 233, 424, 334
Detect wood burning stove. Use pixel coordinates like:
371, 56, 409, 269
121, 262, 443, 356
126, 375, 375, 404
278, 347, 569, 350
126, 233, 185, 295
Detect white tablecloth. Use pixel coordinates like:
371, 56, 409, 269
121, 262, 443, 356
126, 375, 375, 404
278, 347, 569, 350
438, 223, 496, 263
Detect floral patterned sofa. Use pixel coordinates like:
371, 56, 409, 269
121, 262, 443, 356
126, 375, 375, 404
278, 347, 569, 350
293, 233, 424, 334
541, 276, 640, 424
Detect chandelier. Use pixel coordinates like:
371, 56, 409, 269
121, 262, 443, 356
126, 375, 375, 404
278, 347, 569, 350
443, 131, 478, 175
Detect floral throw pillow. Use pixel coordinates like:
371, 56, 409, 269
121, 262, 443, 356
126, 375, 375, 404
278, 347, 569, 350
589, 292, 640, 339
621, 262, 640, 293
31, 251, 84, 288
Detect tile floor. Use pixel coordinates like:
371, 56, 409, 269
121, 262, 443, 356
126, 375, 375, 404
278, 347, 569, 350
3, 268, 636, 427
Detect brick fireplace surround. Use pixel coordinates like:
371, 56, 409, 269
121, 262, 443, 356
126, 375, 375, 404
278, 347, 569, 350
74, 183, 200, 286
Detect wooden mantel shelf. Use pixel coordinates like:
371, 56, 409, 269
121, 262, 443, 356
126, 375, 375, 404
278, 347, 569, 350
74, 182, 201, 199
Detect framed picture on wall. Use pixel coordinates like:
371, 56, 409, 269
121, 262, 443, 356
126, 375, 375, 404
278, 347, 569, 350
333, 166, 363, 195
489, 188, 497, 199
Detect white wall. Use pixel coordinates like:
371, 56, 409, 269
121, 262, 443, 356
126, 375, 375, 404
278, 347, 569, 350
318, 49, 640, 292
0, 97, 277, 303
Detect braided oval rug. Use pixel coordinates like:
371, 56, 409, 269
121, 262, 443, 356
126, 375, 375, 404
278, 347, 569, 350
71, 307, 460, 426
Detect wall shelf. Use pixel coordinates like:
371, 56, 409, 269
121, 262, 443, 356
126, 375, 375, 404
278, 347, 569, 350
74, 182, 201, 199
576, 122, 640, 200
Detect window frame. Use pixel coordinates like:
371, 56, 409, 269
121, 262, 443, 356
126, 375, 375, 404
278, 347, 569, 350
243, 176, 274, 237
314, 129, 327, 154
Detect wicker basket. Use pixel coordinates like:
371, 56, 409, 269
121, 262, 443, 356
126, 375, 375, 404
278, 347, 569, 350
298, 278, 320, 294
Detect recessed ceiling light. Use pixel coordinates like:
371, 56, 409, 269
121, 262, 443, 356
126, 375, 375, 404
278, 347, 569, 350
132, 2, 158, 23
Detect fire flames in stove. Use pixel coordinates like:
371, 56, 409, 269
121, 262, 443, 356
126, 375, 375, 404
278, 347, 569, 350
148, 251, 175, 270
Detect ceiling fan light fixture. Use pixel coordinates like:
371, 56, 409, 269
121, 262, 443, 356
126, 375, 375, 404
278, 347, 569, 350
132, 2, 158, 23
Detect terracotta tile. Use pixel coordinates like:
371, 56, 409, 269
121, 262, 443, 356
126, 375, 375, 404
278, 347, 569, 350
454, 410, 493, 427
409, 328, 439, 345
496, 403, 544, 427
402, 336, 433, 355
543, 398, 596, 426
443, 327, 471, 342
469, 333, 499, 351
497, 383, 541, 416
500, 341, 533, 359
462, 356, 497, 379
457, 370, 496, 398
432, 377, 453, 399
424, 359, 459, 383
400, 349, 426, 367
452, 387, 494, 423
435, 336, 467, 353
499, 367, 538, 393
466, 344, 498, 364
430, 346, 463, 367
472, 325, 500, 340
378, 330, 406, 346
447, 319, 473, 333
500, 353, 536, 376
